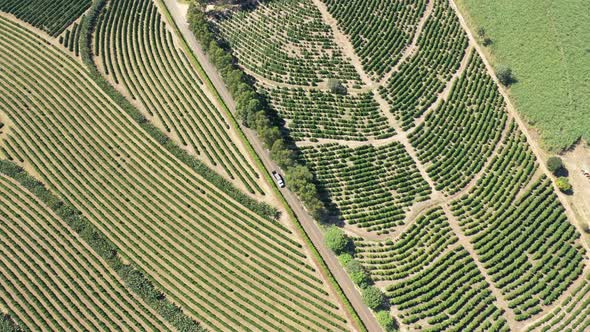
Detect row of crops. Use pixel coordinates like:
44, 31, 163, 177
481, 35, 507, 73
300, 142, 431, 234
0, 173, 170, 331
94, 0, 265, 195
0, 15, 350, 331
214, 0, 361, 87
379, 0, 469, 130
451, 122, 586, 321
527, 273, 590, 331
382, 213, 509, 331
323, 0, 428, 80
266, 87, 395, 141
409, 52, 507, 194
0, 0, 90, 37
353, 208, 458, 281
59, 16, 85, 57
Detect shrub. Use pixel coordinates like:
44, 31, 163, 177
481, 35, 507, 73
338, 253, 353, 266
327, 78, 346, 95
324, 226, 350, 254
376, 310, 397, 332
556, 177, 572, 193
547, 156, 564, 174
345, 259, 370, 288
362, 286, 385, 310
496, 65, 514, 86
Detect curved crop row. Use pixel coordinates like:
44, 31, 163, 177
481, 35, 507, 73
0, 0, 89, 36
300, 142, 431, 234
0, 15, 349, 332
0, 174, 170, 331
379, 0, 468, 129
386, 246, 509, 331
59, 16, 85, 57
95, 0, 264, 195
451, 123, 585, 320
266, 87, 395, 141
354, 208, 458, 281
214, 0, 361, 87
409, 52, 507, 194
323, 0, 428, 79
526, 273, 590, 332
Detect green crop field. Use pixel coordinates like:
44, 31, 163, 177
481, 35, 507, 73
455, 0, 590, 151
0, 0, 588, 331
0, 4, 351, 331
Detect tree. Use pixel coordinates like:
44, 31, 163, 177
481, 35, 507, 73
496, 65, 514, 86
556, 177, 572, 193
362, 286, 385, 310
376, 311, 397, 332
338, 253, 353, 266
477, 27, 486, 39
270, 139, 294, 169
477, 27, 492, 46
346, 259, 370, 288
327, 78, 347, 95
547, 156, 564, 174
324, 226, 350, 254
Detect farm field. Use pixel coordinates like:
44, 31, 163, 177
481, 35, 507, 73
94, 0, 268, 196
0, 169, 171, 331
198, 0, 590, 330
454, 0, 590, 151
0, 0, 589, 331
0, 7, 353, 332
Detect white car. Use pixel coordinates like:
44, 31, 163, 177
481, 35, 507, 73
272, 171, 285, 188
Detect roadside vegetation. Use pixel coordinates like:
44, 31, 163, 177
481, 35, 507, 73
0, 11, 350, 331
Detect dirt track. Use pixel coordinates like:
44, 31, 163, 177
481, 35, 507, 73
159, 0, 381, 331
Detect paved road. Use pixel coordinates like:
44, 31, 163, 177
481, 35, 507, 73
160, 1, 381, 331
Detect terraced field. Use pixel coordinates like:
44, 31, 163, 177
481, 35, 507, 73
205, 0, 590, 330
95, 0, 265, 196
0, 13, 351, 332
0, 172, 170, 331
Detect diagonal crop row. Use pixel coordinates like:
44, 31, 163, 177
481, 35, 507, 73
0, 15, 350, 332
94, 0, 264, 195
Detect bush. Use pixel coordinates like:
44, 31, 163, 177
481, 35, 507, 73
324, 226, 350, 254
556, 177, 572, 193
345, 259, 370, 288
376, 310, 397, 332
547, 156, 564, 174
362, 286, 385, 310
327, 78, 346, 95
496, 65, 515, 86
338, 253, 353, 266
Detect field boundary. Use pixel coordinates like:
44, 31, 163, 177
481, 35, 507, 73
0, 159, 200, 331
155, 1, 368, 331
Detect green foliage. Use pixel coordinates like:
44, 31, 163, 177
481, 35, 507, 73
556, 176, 572, 193
495, 64, 514, 86
186, 2, 325, 221
346, 259, 370, 288
456, 0, 590, 150
0, 313, 23, 332
324, 226, 350, 254
361, 286, 385, 310
79, 0, 276, 220
547, 156, 564, 174
375, 311, 397, 332
327, 78, 346, 95
0, 160, 204, 331
338, 253, 353, 266
0, 0, 90, 36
